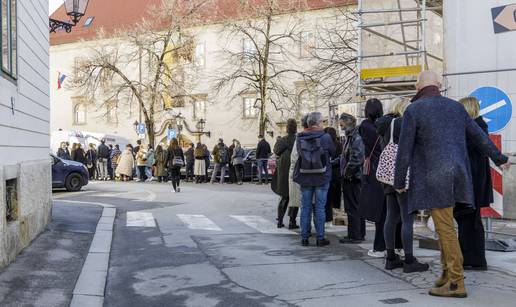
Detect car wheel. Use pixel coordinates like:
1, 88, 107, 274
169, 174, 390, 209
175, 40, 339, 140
65, 173, 83, 192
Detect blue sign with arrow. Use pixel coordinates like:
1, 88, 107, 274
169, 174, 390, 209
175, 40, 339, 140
470, 86, 513, 133
167, 128, 177, 141
137, 123, 146, 135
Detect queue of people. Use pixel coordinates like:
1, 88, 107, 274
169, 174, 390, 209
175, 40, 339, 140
275, 70, 510, 299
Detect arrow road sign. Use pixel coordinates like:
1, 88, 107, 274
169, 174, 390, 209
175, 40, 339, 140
470, 86, 513, 133
492, 3, 516, 34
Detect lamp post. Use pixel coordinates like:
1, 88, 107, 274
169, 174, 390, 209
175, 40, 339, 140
195, 119, 211, 142
49, 0, 90, 33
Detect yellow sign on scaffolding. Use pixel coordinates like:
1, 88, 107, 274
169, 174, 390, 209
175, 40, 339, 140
361, 65, 422, 80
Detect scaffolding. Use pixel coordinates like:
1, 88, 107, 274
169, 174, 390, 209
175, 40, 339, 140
356, 0, 443, 100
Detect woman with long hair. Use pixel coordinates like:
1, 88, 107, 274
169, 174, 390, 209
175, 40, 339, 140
359, 98, 388, 257
167, 138, 185, 192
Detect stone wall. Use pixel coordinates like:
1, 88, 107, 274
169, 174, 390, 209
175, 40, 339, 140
0, 160, 52, 268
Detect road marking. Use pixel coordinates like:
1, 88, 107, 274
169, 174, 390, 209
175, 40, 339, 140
52, 190, 95, 199
54, 199, 115, 208
177, 214, 222, 231
126, 212, 156, 227
94, 190, 156, 202
230, 215, 294, 234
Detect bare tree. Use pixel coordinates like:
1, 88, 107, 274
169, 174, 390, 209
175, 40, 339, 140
310, 8, 357, 106
213, 0, 312, 136
70, 0, 208, 145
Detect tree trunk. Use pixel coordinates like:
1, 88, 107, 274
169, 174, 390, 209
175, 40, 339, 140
146, 120, 155, 147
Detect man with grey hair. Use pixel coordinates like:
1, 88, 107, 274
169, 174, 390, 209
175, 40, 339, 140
293, 112, 336, 247
394, 70, 510, 298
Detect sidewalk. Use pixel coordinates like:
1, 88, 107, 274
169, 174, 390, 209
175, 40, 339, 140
0, 203, 102, 307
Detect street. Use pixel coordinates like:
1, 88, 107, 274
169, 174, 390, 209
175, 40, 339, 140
0, 181, 515, 307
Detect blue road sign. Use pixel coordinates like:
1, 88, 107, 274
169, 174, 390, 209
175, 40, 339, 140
470, 86, 513, 133
167, 128, 177, 141
137, 123, 146, 135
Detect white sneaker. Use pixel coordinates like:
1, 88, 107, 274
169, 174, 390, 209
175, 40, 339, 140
367, 249, 386, 258
134, 178, 141, 182
172, 189, 176, 193
395, 249, 405, 257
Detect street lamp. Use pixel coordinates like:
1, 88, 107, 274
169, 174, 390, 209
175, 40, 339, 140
195, 119, 211, 142
133, 120, 140, 134
49, 0, 90, 33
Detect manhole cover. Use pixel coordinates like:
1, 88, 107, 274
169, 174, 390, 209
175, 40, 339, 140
265, 250, 293, 256
379, 298, 409, 304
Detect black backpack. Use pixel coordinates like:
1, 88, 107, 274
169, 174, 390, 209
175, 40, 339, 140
296, 137, 327, 174
219, 145, 229, 164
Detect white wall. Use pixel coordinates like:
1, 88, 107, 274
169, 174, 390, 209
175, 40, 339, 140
444, 0, 516, 151
0, 0, 50, 164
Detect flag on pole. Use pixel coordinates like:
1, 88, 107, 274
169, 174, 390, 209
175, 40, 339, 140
57, 72, 67, 89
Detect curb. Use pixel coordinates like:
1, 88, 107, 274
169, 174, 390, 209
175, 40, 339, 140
70, 207, 116, 307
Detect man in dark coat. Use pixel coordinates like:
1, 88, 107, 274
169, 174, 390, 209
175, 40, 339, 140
256, 135, 272, 184
338, 113, 366, 244
97, 139, 110, 181
394, 71, 510, 298
273, 119, 299, 229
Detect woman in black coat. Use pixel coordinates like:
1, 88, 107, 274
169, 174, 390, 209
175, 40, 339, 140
273, 119, 299, 229
358, 98, 387, 257
456, 97, 493, 270
324, 127, 342, 222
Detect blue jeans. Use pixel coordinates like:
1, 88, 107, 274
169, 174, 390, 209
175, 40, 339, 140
300, 183, 330, 240
257, 159, 268, 182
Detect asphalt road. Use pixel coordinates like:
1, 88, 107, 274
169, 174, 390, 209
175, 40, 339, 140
48, 181, 516, 306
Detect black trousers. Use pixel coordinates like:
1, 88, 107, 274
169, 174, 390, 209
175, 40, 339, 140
277, 196, 299, 225
170, 166, 181, 190
186, 163, 194, 181
456, 206, 487, 267
342, 179, 366, 240
326, 178, 341, 222
373, 202, 403, 251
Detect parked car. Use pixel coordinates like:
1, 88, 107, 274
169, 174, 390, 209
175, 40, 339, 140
51, 154, 89, 191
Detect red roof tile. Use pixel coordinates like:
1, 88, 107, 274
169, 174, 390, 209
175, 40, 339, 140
50, 0, 356, 46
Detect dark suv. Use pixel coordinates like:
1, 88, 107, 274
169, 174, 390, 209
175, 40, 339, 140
51, 154, 89, 191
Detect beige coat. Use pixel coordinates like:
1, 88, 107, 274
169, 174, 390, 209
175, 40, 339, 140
288, 140, 301, 208
116, 149, 134, 176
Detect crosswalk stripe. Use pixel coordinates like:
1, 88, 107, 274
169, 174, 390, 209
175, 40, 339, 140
230, 215, 295, 234
126, 212, 156, 227
177, 214, 222, 231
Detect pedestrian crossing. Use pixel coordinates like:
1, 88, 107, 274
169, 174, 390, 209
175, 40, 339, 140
125, 211, 376, 234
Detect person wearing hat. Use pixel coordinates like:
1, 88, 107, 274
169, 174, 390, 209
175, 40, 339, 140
338, 113, 366, 244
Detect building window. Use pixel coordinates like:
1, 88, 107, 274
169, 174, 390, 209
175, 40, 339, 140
73, 103, 87, 125
193, 99, 206, 120
1, 0, 17, 79
243, 38, 256, 57
194, 42, 205, 67
299, 31, 315, 58
298, 89, 315, 115
106, 101, 118, 124
83, 16, 94, 27
243, 97, 258, 119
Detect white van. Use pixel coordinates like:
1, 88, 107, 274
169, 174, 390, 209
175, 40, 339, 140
51, 130, 130, 154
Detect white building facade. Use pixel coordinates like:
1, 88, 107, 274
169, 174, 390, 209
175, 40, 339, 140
0, 0, 51, 267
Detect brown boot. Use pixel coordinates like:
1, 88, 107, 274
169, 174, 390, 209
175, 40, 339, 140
434, 270, 448, 287
429, 279, 467, 298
